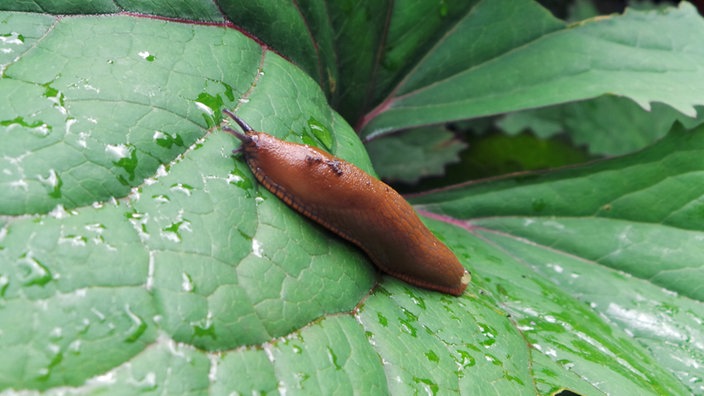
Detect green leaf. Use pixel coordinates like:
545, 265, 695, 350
366, 125, 466, 184
1, 12, 376, 391
412, 123, 704, 394
497, 95, 704, 155
361, 0, 704, 137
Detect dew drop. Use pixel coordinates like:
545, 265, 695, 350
37, 169, 62, 198
195, 101, 214, 115
251, 238, 263, 257
49, 327, 63, 340
123, 305, 148, 343
105, 143, 130, 160
152, 194, 170, 203
160, 219, 191, 243
137, 51, 156, 62
181, 272, 194, 292
17, 253, 53, 287
0, 274, 9, 297
69, 340, 81, 354
0, 32, 24, 45
169, 183, 193, 196
192, 312, 217, 340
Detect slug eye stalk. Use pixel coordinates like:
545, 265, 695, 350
222, 109, 255, 153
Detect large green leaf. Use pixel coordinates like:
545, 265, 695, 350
1, 3, 703, 396
1, 12, 377, 391
411, 123, 704, 394
360, 0, 704, 137
497, 96, 704, 156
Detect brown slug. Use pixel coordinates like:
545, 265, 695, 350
222, 109, 470, 296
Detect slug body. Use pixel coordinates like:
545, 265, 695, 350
223, 110, 470, 296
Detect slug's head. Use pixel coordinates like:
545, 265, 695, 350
222, 109, 256, 154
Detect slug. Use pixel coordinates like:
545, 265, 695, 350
222, 109, 471, 296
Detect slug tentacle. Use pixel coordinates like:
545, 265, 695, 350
222, 110, 470, 296
222, 126, 250, 142
223, 109, 254, 132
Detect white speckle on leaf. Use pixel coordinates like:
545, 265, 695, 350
181, 272, 194, 292
46, 90, 67, 115
544, 347, 558, 358
160, 216, 191, 243
128, 212, 150, 243
82, 84, 99, 93
195, 102, 214, 115
226, 173, 243, 184
48, 204, 71, 219
37, 169, 59, 188
65, 118, 77, 134
146, 251, 155, 291
153, 130, 166, 140
88, 363, 117, 385
152, 194, 169, 203
59, 233, 87, 247
167, 338, 187, 358
91, 307, 106, 321
170, 183, 192, 196
0, 32, 23, 45
105, 144, 130, 160
251, 238, 263, 257
547, 263, 564, 273
10, 179, 28, 191
129, 371, 156, 389
35, 123, 50, 136
77, 131, 90, 148
155, 164, 168, 178
128, 187, 141, 202
208, 354, 219, 381
607, 303, 686, 342
69, 340, 81, 353
515, 305, 539, 318
84, 223, 104, 234
263, 344, 275, 362
50, 327, 62, 338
